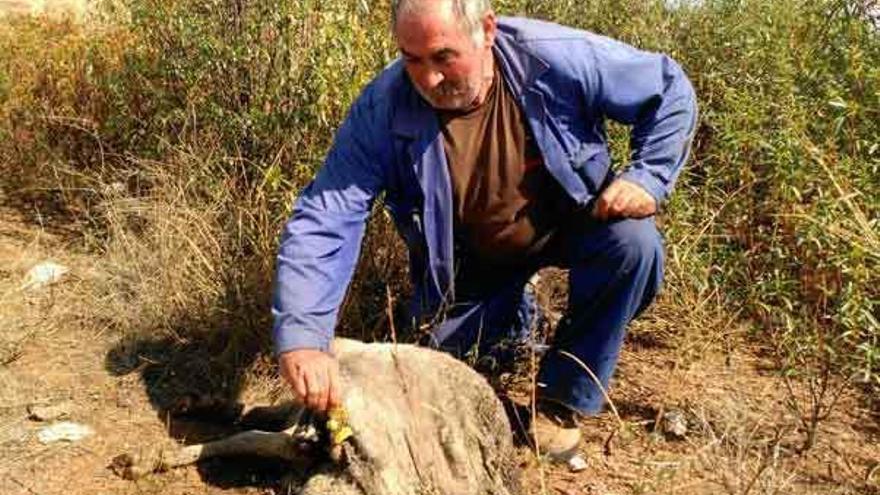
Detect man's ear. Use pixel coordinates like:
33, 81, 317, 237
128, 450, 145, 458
482, 11, 497, 48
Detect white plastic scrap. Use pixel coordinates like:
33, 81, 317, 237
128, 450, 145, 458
37, 421, 94, 444
568, 453, 588, 472
21, 261, 69, 290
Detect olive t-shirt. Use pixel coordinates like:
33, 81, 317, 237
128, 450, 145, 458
438, 61, 570, 263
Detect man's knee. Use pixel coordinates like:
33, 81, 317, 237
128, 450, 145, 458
599, 218, 663, 272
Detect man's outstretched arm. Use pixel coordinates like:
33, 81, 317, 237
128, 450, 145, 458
272, 90, 389, 412
578, 34, 698, 219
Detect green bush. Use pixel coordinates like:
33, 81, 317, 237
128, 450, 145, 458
0, 0, 876, 394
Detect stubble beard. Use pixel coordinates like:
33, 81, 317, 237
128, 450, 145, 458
418, 49, 495, 111
417, 78, 480, 110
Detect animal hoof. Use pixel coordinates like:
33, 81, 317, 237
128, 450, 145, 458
110, 452, 155, 480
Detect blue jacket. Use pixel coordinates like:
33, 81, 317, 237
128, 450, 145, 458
273, 17, 698, 354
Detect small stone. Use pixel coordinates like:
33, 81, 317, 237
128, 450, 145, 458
37, 421, 94, 444
567, 454, 588, 472
661, 410, 688, 439
27, 402, 72, 422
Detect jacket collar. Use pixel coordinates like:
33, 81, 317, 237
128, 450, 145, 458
390, 23, 549, 139
492, 24, 549, 100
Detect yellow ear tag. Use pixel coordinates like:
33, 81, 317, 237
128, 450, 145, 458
327, 406, 353, 445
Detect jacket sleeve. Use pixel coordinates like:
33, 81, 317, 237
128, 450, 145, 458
272, 91, 388, 355
580, 35, 698, 204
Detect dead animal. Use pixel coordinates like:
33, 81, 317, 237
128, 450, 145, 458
112, 339, 521, 495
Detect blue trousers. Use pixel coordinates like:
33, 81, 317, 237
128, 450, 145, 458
426, 217, 664, 415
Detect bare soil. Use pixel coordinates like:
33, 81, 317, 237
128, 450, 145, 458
1, 207, 878, 495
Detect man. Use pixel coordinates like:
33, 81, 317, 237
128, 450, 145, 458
273, 0, 697, 461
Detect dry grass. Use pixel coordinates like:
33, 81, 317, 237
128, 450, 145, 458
2, 204, 879, 494
0, 0, 878, 493
491, 271, 879, 495
0, 0, 89, 20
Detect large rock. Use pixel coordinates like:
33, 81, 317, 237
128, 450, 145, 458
116, 340, 521, 495
301, 340, 520, 495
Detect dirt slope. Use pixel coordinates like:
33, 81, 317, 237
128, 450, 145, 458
0, 207, 877, 495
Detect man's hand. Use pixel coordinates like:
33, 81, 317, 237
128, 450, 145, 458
279, 349, 342, 413
592, 178, 657, 221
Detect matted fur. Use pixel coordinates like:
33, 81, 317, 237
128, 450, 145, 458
116, 339, 521, 495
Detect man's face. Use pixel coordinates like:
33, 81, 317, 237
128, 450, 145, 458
394, 3, 494, 110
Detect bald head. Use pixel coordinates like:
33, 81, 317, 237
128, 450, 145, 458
392, 0, 492, 46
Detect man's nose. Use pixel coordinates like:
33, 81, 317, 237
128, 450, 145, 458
415, 68, 444, 90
